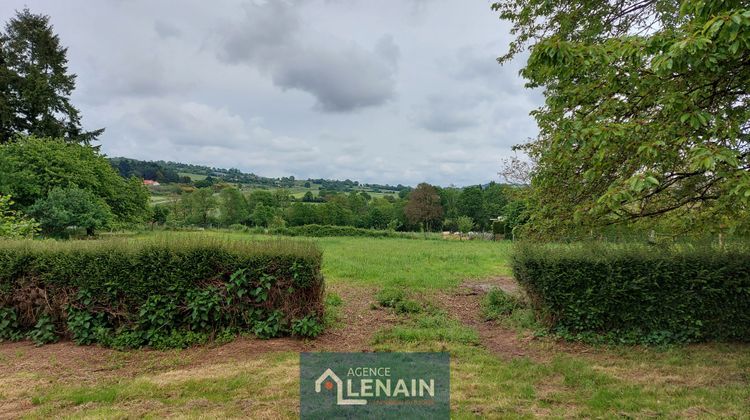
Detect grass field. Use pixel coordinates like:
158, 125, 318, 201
1, 232, 748, 418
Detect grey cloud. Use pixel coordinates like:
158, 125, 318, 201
154, 20, 181, 39
273, 45, 395, 112
217, 1, 397, 112
218, 1, 299, 64
414, 94, 487, 133
451, 45, 528, 96
375, 35, 400, 66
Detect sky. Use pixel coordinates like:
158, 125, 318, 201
1, 0, 541, 187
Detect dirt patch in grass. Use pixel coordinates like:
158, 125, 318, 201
314, 283, 399, 352
435, 281, 540, 360
454, 276, 520, 296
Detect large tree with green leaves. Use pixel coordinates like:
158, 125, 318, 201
404, 183, 444, 231
181, 188, 217, 227
29, 186, 113, 236
0, 9, 102, 144
495, 0, 750, 238
0, 136, 149, 223
218, 186, 249, 226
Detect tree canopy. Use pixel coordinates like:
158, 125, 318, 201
0, 136, 149, 223
29, 186, 113, 236
404, 183, 444, 231
0, 9, 102, 144
495, 0, 750, 238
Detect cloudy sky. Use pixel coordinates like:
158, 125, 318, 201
1, 0, 541, 186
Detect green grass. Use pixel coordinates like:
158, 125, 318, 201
370, 305, 750, 418
177, 172, 207, 181
299, 236, 511, 289
27, 352, 301, 418
151, 231, 512, 290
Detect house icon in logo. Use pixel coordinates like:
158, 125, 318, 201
315, 369, 367, 406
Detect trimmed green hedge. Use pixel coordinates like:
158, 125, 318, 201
513, 243, 750, 344
264, 224, 440, 239
0, 235, 324, 348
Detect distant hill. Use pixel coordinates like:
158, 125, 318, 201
107, 157, 411, 193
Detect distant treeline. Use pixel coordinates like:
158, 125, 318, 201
108, 157, 409, 193
156, 182, 527, 235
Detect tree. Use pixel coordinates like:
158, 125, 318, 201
494, 0, 750, 238
404, 183, 444, 231
458, 186, 485, 230
181, 188, 216, 226
0, 194, 38, 237
321, 196, 354, 226
438, 187, 461, 219
286, 202, 321, 226
503, 200, 528, 239
483, 182, 509, 221
302, 191, 315, 202
247, 190, 277, 212
0, 9, 103, 144
492, 0, 682, 63
218, 187, 249, 226
251, 203, 276, 227
0, 136, 149, 223
29, 187, 113, 236
457, 216, 474, 239
151, 205, 169, 225
366, 198, 394, 229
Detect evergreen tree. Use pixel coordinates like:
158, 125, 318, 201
0, 9, 103, 144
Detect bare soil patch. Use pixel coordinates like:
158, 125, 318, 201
454, 276, 521, 296
435, 278, 542, 360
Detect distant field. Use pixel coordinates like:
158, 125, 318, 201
177, 172, 207, 181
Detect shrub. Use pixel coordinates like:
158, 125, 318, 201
513, 242, 750, 344
266, 224, 441, 240
0, 235, 325, 348
291, 315, 324, 338
29, 314, 57, 346
0, 307, 22, 341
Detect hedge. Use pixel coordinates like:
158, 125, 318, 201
0, 235, 325, 348
512, 242, 750, 344
264, 224, 441, 239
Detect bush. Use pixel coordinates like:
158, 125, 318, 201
291, 315, 324, 338
266, 224, 440, 240
513, 242, 750, 344
0, 235, 325, 348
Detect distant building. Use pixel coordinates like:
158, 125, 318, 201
143, 180, 160, 186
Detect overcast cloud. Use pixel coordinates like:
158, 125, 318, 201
0, 0, 541, 186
